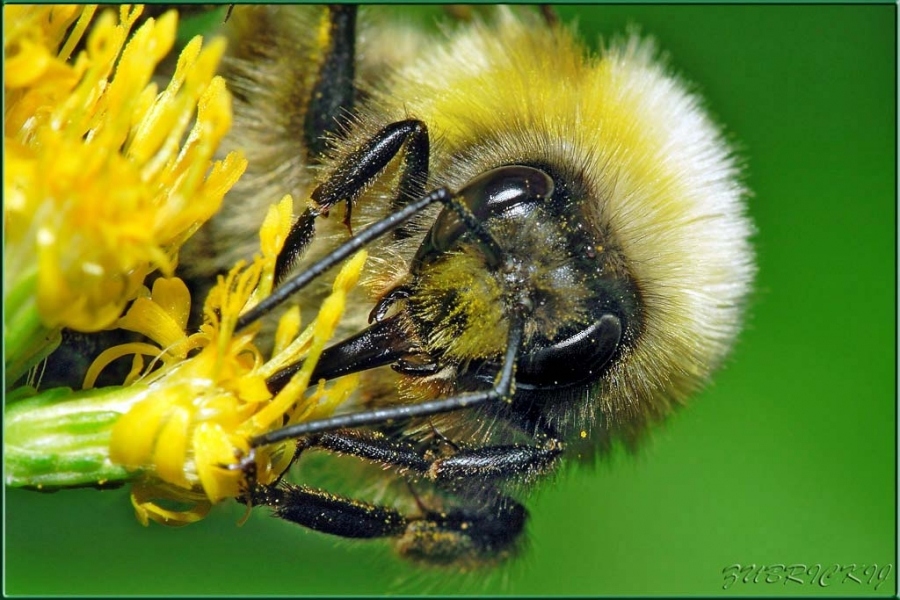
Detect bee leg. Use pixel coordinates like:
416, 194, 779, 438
273, 119, 430, 283
398, 496, 528, 566
274, 206, 318, 285
246, 478, 527, 565
303, 430, 564, 488
426, 439, 565, 485
250, 312, 526, 439
249, 482, 407, 539
311, 119, 430, 229
304, 4, 357, 160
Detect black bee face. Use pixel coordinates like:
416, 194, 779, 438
400, 165, 638, 393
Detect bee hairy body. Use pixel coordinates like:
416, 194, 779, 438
184, 5, 754, 566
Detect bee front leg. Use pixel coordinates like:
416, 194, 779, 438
275, 119, 430, 283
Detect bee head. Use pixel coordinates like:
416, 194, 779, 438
374, 165, 642, 392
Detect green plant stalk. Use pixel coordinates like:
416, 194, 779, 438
4, 269, 63, 387
4, 384, 148, 489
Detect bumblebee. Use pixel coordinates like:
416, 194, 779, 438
184, 5, 755, 567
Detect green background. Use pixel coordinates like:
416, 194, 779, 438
5, 4, 895, 596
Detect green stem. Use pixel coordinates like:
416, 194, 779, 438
4, 269, 62, 387
4, 384, 149, 489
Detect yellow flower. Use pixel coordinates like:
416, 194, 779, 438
4, 5, 247, 384
5, 193, 365, 524
3, 3, 361, 531
91, 196, 366, 526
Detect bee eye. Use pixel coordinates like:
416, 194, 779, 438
517, 314, 623, 388
412, 165, 554, 270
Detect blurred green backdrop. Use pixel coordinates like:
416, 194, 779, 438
5, 4, 895, 596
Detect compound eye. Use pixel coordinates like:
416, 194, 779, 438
411, 166, 554, 270
517, 314, 622, 388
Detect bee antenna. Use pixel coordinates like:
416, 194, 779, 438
445, 195, 504, 269
249, 310, 526, 446
236, 187, 453, 331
